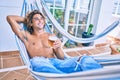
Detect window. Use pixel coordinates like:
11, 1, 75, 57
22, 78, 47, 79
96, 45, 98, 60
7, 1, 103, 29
45, 0, 65, 34
112, 0, 120, 17
45, 0, 94, 48
68, 0, 91, 37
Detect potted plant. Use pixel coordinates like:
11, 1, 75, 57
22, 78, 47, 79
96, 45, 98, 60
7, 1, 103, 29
82, 24, 94, 46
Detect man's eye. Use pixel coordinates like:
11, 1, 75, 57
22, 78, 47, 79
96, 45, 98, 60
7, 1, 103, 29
34, 18, 39, 20
33, 17, 43, 20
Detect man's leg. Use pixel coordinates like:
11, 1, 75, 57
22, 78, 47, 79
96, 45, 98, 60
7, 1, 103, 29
49, 57, 82, 73
30, 57, 64, 73
49, 55, 102, 73
79, 55, 102, 71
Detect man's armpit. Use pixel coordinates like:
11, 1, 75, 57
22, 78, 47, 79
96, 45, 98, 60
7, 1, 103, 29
22, 35, 28, 41
18, 27, 24, 32
18, 27, 28, 41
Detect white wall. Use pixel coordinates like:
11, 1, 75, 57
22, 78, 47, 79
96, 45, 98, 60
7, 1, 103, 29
0, 0, 23, 52
95, 0, 114, 44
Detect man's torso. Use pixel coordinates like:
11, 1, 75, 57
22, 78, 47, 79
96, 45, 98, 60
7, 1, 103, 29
24, 32, 55, 58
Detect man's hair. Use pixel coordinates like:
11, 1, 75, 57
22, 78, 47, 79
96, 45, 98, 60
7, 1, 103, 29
25, 10, 46, 34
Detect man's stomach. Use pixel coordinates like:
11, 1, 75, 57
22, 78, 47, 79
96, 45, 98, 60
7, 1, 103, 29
28, 47, 55, 58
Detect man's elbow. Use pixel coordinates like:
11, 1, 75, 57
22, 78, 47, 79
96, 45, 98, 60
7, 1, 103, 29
6, 15, 12, 23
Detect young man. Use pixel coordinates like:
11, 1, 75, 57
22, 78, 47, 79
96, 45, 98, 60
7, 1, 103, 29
7, 10, 101, 73
7, 10, 64, 59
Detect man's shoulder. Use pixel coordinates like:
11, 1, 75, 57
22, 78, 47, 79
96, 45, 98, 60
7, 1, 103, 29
44, 32, 51, 35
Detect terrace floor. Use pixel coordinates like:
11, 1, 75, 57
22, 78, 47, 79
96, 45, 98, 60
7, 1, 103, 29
0, 43, 120, 80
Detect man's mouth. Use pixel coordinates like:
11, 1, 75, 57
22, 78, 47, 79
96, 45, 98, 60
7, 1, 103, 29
38, 23, 42, 27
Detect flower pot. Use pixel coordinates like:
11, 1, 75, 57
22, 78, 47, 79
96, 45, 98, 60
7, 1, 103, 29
82, 32, 94, 46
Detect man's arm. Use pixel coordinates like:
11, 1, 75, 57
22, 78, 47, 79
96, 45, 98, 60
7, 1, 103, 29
53, 39, 65, 59
7, 15, 28, 43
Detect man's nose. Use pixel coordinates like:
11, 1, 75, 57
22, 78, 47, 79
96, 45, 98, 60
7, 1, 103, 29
39, 18, 43, 22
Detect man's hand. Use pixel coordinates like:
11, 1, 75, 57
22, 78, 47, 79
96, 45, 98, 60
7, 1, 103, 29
53, 39, 62, 49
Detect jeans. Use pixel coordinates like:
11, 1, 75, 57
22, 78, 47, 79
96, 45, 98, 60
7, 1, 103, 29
30, 55, 102, 74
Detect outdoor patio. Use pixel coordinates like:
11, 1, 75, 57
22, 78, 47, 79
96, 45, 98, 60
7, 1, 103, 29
0, 43, 119, 80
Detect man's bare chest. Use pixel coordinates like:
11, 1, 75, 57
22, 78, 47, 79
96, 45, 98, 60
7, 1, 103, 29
28, 37, 50, 48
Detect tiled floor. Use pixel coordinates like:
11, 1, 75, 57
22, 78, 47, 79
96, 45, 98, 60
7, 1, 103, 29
65, 44, 112, 56
0, 69, 34, 80
0, 51, 24, 69
0, 43, 119, 80
0, 51, 34, 80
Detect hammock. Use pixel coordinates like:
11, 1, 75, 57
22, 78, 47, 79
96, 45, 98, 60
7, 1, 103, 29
15, 0, 120, 79
40, 0, 120, 43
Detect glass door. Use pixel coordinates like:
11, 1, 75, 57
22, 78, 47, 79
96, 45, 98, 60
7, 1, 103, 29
45, 0, 95, 48
112, 0, 120, 17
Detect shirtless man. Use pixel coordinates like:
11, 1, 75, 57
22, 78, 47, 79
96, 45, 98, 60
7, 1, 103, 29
7, 10, 64, 59
7, 10, 101, 73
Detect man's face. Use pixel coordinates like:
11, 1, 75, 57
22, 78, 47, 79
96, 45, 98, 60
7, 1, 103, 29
31, 14, 45, 29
